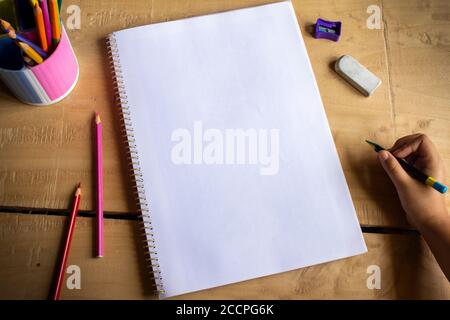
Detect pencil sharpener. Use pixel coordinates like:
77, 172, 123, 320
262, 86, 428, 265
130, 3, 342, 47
314, 18, 341, 42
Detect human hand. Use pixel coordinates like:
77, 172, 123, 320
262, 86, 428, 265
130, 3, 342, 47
377, 134, 448, 230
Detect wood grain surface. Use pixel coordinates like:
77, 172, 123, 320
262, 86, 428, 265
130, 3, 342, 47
0, 0, 449, 300
0, 213, 449, 299
0, 0, 448, 227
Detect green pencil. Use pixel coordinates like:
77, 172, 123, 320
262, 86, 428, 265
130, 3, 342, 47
366, 140, 447, 194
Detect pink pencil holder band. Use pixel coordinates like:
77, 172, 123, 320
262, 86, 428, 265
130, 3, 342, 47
0, 27, 79, 106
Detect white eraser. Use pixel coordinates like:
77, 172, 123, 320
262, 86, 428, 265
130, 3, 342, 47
334, 55, 381, 96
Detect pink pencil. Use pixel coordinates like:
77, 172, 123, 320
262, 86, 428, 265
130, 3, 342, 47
95, 112, 104, 257
39, 0, 52, 51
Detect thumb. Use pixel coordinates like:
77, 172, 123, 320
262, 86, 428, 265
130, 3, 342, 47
378, 150, 410, 188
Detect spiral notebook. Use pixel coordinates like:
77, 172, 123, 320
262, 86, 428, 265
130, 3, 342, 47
107, 1, 367, 298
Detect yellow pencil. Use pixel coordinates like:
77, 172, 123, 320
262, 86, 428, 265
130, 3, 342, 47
17, 42, 44, 64
23, 55, 36, 67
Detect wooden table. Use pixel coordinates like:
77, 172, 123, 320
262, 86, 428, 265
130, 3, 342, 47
0, 0, 449, 299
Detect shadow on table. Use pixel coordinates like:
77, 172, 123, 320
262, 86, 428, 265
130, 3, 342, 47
132, 222, 160, 299
387, 234, 443, 299
341, 140, 408, 227
344, 146, 447, 298
96, 37, 159, 298
95, 38, 138, 213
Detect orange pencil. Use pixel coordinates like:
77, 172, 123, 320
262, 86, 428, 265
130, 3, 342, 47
48, 0, 61, 47
30, 0, 48, 52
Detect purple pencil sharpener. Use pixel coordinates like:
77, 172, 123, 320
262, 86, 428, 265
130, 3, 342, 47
314, 18, 342, 42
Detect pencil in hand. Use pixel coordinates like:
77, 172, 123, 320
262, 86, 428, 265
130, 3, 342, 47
366, 140, 447, 194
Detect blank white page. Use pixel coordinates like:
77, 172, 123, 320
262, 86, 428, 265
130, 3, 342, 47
112, 1, 367, 298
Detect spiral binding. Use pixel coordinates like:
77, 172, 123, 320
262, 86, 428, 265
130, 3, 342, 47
107, 34, 164, 295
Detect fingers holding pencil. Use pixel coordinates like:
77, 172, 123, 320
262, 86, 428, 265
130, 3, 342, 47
389, 134, 444, 180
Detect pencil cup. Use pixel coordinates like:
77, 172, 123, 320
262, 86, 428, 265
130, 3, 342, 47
0, 27, 79, 106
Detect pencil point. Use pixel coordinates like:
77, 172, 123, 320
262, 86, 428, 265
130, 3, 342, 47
95, 112, 101, 124
365, 140, 384, 152
75, 183, 81, 196
365, 139, 375, 147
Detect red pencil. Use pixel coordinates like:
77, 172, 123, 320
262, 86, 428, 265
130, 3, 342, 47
95, 113, 104, 258
52, 183, 81, 300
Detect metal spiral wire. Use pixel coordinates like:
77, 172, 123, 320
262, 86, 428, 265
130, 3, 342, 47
107, 34, 164, 295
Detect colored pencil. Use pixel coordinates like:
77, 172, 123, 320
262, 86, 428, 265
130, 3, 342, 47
52, 183, 82, 300
30, 0, 48, 52
48, 0, 61, 47
95, 113, 104, 258
39, 0, 52, 51
0, 19, 48, 58
23, 54, 36, 66
0, 18, 12, 33
16, 41, 44, 64
29, 0, 38, 10
366, 140, 448, 194
9, 31, 48, 58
